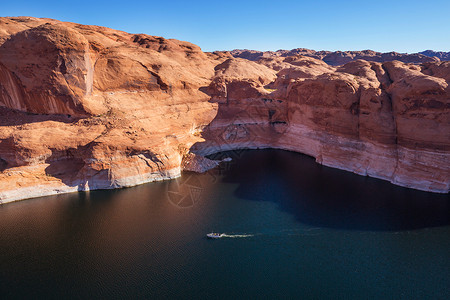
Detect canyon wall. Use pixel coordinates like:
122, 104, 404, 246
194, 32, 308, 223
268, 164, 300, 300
0, 17, 448, 204
0, 17, 223, 203
192, 57, 450, 193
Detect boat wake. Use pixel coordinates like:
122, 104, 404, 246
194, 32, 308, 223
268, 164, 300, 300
220, 234, 255, 238
208, 228, 324, 239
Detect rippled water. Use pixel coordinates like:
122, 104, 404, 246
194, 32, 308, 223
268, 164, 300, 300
0, 150, 449, 299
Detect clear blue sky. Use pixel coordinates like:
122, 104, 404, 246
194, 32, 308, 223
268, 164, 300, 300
2, 0, 450, 53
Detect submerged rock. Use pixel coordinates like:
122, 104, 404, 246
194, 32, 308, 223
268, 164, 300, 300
181, 153, 219, 173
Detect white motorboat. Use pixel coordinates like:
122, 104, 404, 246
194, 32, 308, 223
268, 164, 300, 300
206, 233, 224, 239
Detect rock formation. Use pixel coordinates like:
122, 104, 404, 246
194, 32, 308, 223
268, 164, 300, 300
193, 56, 449, 194
230, 48, 449, 66
0, 17, 224, 203
0, 17, 448, 204
420, 50, 450, 61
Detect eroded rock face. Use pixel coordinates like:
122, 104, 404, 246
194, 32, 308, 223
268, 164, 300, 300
0, 17, 222, 203
0, 23, 93, 115
0, 17, 448, 204
192, 57, 449, 193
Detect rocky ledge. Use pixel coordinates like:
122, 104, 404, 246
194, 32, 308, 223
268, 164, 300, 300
0, 17, 448, 204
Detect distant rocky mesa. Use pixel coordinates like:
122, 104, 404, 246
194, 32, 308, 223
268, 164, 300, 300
0, 17, 448, 204
229, 49, 450, 66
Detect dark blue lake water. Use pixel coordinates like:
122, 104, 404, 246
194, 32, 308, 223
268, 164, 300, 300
0, 149, 449, 299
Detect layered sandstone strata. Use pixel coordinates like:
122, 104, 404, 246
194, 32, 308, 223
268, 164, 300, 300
0, 17, 223, 203
192, 57, 449, 193
0, 17, 448, 204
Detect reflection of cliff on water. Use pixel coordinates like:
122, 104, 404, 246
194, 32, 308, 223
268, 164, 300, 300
209, 149, 450, 231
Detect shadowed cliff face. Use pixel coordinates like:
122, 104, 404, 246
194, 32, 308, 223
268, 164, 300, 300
0, 23, 92, 115
0, 17, 448, 204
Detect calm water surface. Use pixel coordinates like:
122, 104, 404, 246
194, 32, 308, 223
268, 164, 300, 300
0, 150, 449, 299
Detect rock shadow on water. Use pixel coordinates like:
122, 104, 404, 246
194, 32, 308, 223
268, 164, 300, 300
210, 149, 450, 231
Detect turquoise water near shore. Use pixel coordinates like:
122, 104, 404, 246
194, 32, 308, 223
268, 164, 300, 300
0, 149, 448, 299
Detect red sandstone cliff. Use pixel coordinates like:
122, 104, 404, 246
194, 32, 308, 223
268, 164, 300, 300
0, 17, 224, 202
192, 56, 450, 193
0, 17, 448, 203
